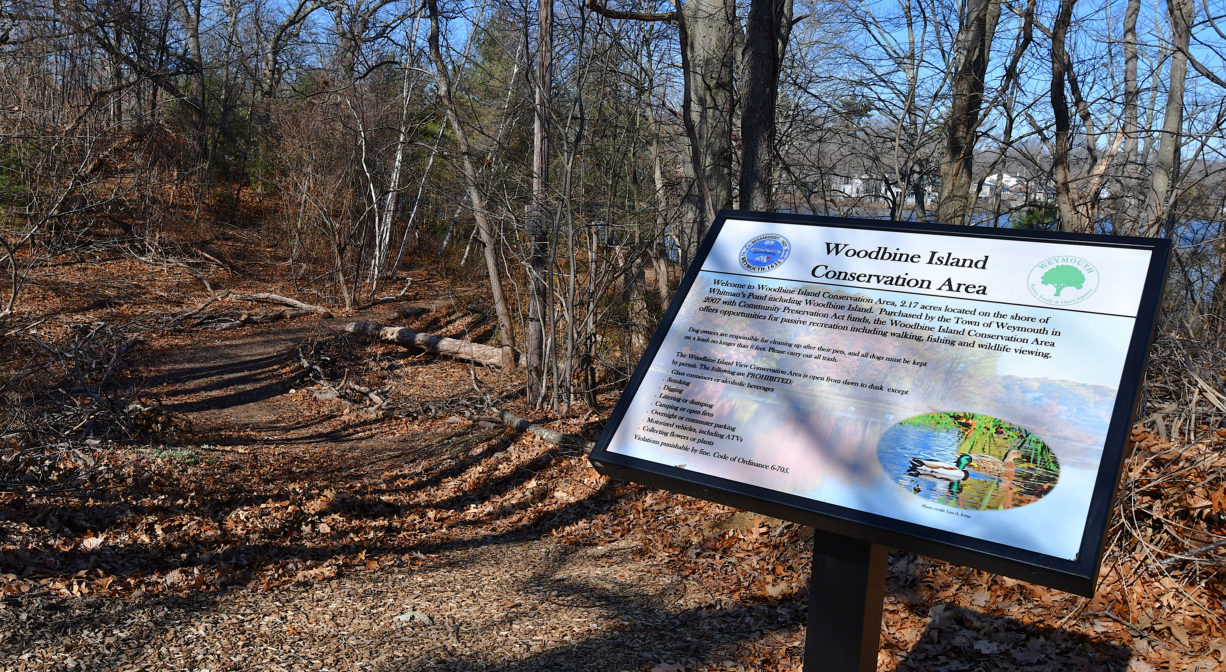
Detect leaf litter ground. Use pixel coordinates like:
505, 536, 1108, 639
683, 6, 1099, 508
1, 246, 1224, 671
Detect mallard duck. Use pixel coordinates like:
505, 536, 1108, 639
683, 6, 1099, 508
968, 448, 1021, 477
907, 454, 972, 481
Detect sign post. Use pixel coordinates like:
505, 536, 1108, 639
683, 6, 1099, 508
806, 533, 887, 672
590, 211, 1169, 664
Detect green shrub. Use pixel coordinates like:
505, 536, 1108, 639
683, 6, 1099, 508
1012, 205, 1058, 231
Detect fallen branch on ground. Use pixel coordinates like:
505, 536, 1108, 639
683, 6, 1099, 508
345, 321, 516, 369
232, 292, 333, 316
297, 347, 389, 410
171, 290, 232, 325
169, 291, 332, 329
465, 409, 594, 451
210, 308, 320, 330
1155, 537, 1226, 567
170, 258, 213, 291
193, 247, 233, 274
346, 381, 387, 407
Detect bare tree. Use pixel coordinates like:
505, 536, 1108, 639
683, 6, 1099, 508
426, 0, 515, 364
1142, 0, 1195, 237
526, 0, 554, 403
677, 0, 735, 261
937, 0, 1001, 226
739, 0, 793, 211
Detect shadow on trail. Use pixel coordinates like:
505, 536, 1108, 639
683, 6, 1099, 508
386, 550, 1133, 672
143, 350, 298, 394
370, 426, 512, 496
421, 443, 565, 513
894, 603, 1131, 671
198, 415, 388, 448
397, 543, 805, 672
137, 330, 313, 414
0, 436, 637, 593
0, 589, 225, 672
163, 376, 301, 414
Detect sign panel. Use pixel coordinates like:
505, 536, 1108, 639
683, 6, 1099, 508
590, 211, 1170, 595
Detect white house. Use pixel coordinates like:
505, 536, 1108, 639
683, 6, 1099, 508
833, 174, 905, 203
978, 172, 1022, 199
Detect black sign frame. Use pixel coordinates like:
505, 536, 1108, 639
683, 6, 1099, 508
589, 210, 1170, 596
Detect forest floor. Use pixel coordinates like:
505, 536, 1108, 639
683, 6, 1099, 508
1, 233, 1224, 671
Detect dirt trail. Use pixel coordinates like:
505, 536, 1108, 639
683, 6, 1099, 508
3, 289, 1153, 672
3, 319, 799, 672
145, 327, 317, 435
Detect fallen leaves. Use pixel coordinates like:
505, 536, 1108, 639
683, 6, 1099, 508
4, 256, 1226, 671
79, 534, 106, 551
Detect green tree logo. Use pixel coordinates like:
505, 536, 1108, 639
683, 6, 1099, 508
1041, 264, 1085, 296
1027, 256, 1099, 306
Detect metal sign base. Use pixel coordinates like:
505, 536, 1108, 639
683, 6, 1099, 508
805, 532, 888, 672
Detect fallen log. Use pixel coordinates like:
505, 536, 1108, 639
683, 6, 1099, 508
465, 409, 594, 451
345, 321, 516, 369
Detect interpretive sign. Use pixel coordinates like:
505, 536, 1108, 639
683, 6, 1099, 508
590, 211, 1169, 596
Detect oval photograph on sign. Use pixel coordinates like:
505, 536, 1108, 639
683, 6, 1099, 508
877, 412, 1061, 511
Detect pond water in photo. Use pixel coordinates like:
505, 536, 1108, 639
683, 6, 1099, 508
876, 412, 1061, 511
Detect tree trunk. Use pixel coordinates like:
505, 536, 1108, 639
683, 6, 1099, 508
174, 0, 207, 155
739, 0, 793, 211
937, 0, 1001, 226
1119, 0, 1142, 235
527, 0, 554, 404
1142, 0, 1194, 237
426, 0, 516, 365
369, 36, 419, 299
1050, 0, 1078, 232
647, 97, 673, 305
626, 105, 650, 358
678, 0, 736, 262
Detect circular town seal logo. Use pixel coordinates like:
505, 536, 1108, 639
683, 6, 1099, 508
739, 234, 791, 272
1027, 255, 1099, 306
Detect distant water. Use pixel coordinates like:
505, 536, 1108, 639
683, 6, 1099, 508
781, 207, 1015, 227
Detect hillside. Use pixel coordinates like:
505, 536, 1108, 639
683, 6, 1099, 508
0, 232, 1222, 671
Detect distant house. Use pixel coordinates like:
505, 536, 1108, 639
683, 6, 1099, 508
838, 176, 867, 198
1025, 179, 1057, 204
979, 172, 1023, 199
833, 174, 905, 203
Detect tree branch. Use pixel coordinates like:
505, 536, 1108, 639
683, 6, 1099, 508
583, 0, 676, 23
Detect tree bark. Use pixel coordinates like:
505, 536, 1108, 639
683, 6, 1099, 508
1142, 0, 1194, 237
1119, 0, 1141, 235
173, 0, 207, 154
1050, 0, 1078, 232
678, 0, 736, 261
937, 0, 1001, 226
739, 0, 793, 211
527, 0, 554, 404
